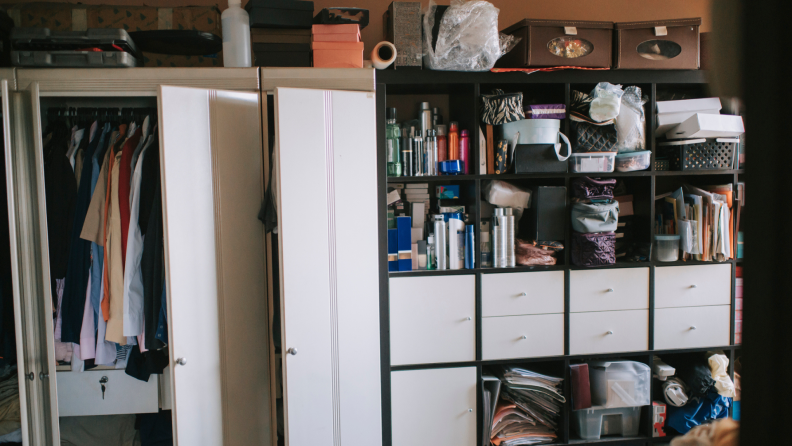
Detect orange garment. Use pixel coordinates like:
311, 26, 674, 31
101, 151, 115, 321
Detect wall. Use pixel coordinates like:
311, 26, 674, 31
0, 0, 713, 55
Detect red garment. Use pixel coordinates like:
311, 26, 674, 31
118, 127, 142, 271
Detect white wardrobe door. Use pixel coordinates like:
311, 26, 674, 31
159, 86, 269, 445
275, 87, 381, 446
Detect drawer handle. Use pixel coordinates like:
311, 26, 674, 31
521, 335, 527, 340
690, 326, 697, 330
690, 284, 698, 289
520, 292, 527, 297
468, 408, 473, 413
466, 316, 472, 321
606, 330, 614, 335
606, 288, 614, 293
176, 357, 188, 365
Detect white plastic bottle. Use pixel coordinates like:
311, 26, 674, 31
222, 0, 252, 67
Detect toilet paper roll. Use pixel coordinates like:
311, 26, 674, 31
372, 41, 397, 70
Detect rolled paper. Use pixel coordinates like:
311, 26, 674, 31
371, 41, 397, 70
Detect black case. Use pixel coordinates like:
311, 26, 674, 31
514, 144, 568, 173
523, 186, 567, 242
253, 51, 311, 67
246, 0, 315, 29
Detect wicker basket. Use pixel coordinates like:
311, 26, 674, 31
659, 138, 738, 171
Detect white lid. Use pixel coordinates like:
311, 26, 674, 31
228, 0, 242, 6
570, 152, 616, 158
504, 118, 561, 129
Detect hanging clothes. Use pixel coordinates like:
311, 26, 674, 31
105, 149, 127, 345
60, 122, 102, 343
142, 181, 165, 351
100, 124, 127, 323
84, 123, 113, 320
118, 126, 144, 270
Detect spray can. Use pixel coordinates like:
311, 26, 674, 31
433, 215, 447, 270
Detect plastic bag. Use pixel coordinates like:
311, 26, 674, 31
482, 180, 531, 222
589, 82, 624, 122
423, 0, 520, 72
708, 354, 736, 398
615, 86, 647, 152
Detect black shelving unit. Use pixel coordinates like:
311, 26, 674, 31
376, 70, 740, 446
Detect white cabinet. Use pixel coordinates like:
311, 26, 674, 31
391, 367, 477, 446
570, 268, 649, 312
57, 370, 158, 417
570, 310, 649, 355
483, 314, 564, 360
482, 271, 564, 317
389, 275, 476, 365
655, 306, 731, 350
655, 264, 731, 308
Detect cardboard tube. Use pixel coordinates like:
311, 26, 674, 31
372, 41, 397, 70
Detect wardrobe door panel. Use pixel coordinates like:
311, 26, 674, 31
4, 80, 60, 446
275, 87, 382, 446
159, 86, 270, 446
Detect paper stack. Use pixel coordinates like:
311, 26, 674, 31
490, 367, 565, 445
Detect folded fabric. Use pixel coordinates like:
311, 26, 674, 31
666, 388, 731, 435
676, 362, 716, 398
708, 354, 736, 398
571, 201, 619, 233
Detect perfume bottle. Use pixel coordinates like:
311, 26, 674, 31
386, 108, 402, 177
427, 235, 436, 270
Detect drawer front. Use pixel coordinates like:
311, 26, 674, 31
570, 268, 649, 312
570, 310, 648, 355
390, 275, 476, 366
482, 314, 564, 360
57, 369, 159, 417
482, 271, 564, 317
655, 306, 731, 350
655, 264, 732, 308
392, 367, 477, 446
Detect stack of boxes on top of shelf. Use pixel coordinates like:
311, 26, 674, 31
312, 23, 363, 68
246, 0, 314, 67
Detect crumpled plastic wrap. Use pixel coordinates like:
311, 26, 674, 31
708, 354, 736, 398
615, 86, 647, 152
589, 82, 624, 122
423, 0, 520, 72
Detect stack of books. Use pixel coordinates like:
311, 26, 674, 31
491, 367, 565, 445
311, 24, 363, 68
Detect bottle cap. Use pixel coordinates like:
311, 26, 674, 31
432, 214, 445, 221
428, 235, 435, 244
387, 108, 397, 120
420, 102, 431, 111
228, 0, 242, 6
449, 122, 459, 131
461, 129, 469, 136
466, 225, 474, 233
436, 124, 446, 136
426, 129, 436, 138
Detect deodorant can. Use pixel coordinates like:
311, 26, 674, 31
432, 214, 447, 270
465, 225, 475, 269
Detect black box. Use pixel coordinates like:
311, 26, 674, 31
246, 0, 315, 29
253, 50, 311, 67
514, 144, 569, 173
523, 186, 566, 242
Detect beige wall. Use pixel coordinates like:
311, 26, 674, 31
0, 0, 712, 55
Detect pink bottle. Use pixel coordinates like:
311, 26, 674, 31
460, 129, 470, 174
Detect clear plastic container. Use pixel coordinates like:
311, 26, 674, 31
573, 406, 642, 440
615, 150, 651, 172
588, 361, 651, 408
655, 234, 681, 262
569, 152, 616, 173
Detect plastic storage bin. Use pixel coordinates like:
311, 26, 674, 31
655, 234, 681, 262
573, 406, 642, 440
569, 152, 616, 173
589, 361, 651, 408
615, 150, 651, 172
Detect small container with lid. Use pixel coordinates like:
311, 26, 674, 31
655, 234, 681, 262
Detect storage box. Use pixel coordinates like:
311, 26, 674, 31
311, 40, 363, 67
588, 361, 651, 408
497, 19, 613, 68
666, 113, 745, 139
251, 28, 311, 44
573, 406, 642, 440
613, 18, 701, 69
653, 401, 667, 437
657, 97, 722, 115
312, 24, 360, 42
514, 144, 569, 173
384, 2, 422, 68
524, 186, 566, 242
246, 0, 315, 29
657, 110, 720, 136
569, 152, 616, 173
253, 43, 311, 67
658, 138, 738, 170
615, 150, 651, 172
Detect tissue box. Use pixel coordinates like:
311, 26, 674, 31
614, 18, 701, 69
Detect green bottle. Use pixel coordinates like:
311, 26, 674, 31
386, 108, 402, 177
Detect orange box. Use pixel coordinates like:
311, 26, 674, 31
312, 24, 360, 42
311, 42, 364, 50
312, 49, 363, 68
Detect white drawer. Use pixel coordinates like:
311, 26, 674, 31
482, 271, 564, 317
570, 268, 649, 312
654, 305, 731, 350
655, 264, 731, 308
482, 314, 564, 360
392, 367, 477, 446
570, 310, 648, 355
390, 275, 475, 366
57, 369, 159, 417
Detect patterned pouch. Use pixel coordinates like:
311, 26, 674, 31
481, 89, 525, 125
571, 177, 617, 201
571, 231, 616, 267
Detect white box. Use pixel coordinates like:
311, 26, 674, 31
411, 227, 424, 243
656, 97, 722, 114
666, 113, 745, 139
656, 109, 720, 136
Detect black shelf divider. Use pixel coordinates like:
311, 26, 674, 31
379, 71, 737, 446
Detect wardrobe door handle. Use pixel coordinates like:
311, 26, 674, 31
287, 348, 298, 356
39, 372, 49, 380
176, 358, 187, 366
26, 373, 34, 381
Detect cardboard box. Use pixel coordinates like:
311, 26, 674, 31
614, 18, 701, 69
656, 97, 722, 114
251, 28, 311, 44
497, 19, 613, 68
312, 49, 363, 68
656, 109, 720, 136
246, 0, 314, 29
311, 41, 364, 50
312, 24, 360, 41
667, 113, 745, 139
653, 401, 667, 437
